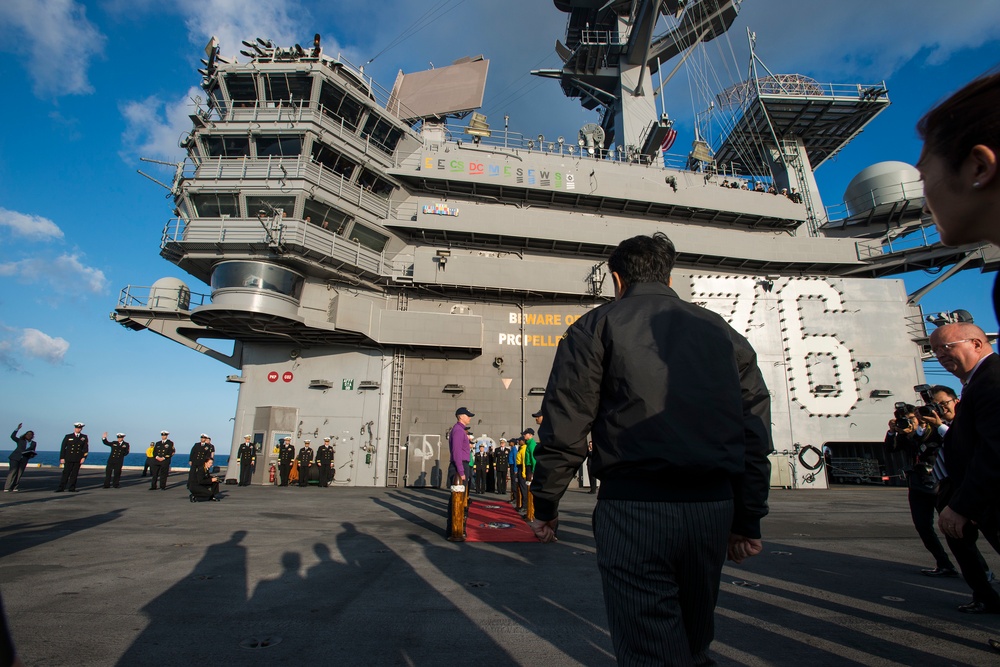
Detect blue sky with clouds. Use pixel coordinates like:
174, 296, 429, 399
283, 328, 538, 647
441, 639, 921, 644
1, 0, 998, 451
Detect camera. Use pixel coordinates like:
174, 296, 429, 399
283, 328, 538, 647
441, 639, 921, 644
893, 402, 912, 430
916, 404, 940, 419
913, 384, 942, 419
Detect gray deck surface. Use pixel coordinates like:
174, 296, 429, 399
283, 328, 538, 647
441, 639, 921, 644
2, 468, 999, 666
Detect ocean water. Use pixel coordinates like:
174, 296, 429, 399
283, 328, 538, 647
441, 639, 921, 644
7, 451, 229, 469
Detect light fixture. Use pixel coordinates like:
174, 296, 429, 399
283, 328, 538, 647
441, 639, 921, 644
869, 389, 892, 398
226, 375, 245, 383
528, 387, 545, 396
813, 385, 836, 394
443, 384, 465, 394
309, 379, 334, 389
358, 381, 380, 390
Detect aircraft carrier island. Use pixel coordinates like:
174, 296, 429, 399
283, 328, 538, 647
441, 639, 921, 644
113, 0, 997, 489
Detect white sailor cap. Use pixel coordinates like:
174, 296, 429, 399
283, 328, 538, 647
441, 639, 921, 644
200, 433, 209, 438
116, 433, 126, 438
323, 436, 331, 441
74, 422, 85, 428
304, 439, 311, 444
160, 430, 169, 435
243, 434, 252, 439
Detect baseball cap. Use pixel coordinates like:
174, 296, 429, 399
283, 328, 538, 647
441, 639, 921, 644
522, 428, 535, 436
456, 407, 475, 418
531, 410, 543, 418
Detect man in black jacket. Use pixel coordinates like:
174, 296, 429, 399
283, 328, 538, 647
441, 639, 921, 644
149, 431, 175, 490
57, 422, 89, 492
932, 322, 1000, 613
188, 457, 221, 501
237, 435, 256, 486
101, 432, 130, 489
530, 233, 773, 665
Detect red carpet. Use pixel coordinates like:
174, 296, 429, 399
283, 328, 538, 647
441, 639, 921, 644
464, 498, 539, 542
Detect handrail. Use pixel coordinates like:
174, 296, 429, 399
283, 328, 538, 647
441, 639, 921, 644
117, 284, 210, 309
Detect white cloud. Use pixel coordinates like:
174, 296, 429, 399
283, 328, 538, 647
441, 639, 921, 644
20, 328, 70, 364
0, 253, 109, 295
120, 87, 203, 162
736, 0, 1000, 80
179, 0, 302, 59
0, 208, 65, 241
0, 0, 106, 97
0, 325, 69, 370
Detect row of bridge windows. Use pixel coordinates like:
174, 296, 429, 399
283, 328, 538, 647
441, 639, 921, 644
208, 73, 403, 156
197, 134, 394, 199
186, 193, 389, 253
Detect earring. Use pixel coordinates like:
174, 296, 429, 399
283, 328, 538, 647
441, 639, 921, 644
973, 182, 982, 188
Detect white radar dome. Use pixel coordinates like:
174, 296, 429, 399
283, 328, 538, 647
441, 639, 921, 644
843, 161, 923, 217
147, 277, 192, 311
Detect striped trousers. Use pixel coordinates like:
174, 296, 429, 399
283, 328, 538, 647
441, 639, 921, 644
593, 499, 733, 666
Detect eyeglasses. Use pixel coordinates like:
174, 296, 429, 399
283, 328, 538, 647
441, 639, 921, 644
931, 339, 975, 354
937, 398, 957, 407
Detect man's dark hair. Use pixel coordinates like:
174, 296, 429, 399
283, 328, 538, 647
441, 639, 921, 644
929, 385, 958, 400
607, 232, 677, 286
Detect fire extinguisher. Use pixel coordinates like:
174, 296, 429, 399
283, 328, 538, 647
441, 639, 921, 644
269, 463, 276, 484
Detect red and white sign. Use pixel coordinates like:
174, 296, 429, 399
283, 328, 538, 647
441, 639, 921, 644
267, 371, 279, 383
282, 372, 294, 383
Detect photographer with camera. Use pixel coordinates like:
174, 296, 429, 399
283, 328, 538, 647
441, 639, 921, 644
886, 402, 958, 578
188, 457, 222, 502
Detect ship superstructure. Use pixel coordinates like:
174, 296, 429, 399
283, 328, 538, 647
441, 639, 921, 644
114, 0, 997, 488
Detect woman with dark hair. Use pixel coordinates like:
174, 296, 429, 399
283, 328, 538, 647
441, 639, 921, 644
5, 423, 37, 493
916, 68, 1000, 317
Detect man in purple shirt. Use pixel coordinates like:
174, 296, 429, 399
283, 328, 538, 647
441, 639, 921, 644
447, 407, 474, 540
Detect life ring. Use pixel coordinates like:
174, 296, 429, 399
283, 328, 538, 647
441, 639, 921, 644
798, 445, 824, 471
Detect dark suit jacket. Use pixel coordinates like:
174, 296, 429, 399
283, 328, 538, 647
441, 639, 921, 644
943, 353, 1000, 521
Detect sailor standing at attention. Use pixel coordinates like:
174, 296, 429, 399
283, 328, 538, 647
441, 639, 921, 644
149, 431, 175, 490
56, 422, 89, 493
297, 440, 314, 487
278, 437, 296, 486
237, 435, 256, 486
316, 437, 335, 487
101, 432, 130, 488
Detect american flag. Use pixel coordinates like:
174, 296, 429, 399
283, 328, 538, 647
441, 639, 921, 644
661, 128, 678, 152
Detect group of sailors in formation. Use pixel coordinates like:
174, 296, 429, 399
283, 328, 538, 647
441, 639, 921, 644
276, 436, 336, 488
4, 423, 260, 502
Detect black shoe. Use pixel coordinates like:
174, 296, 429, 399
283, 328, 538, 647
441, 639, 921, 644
55, 489, 64, 493
103, 486, 111, 489
958, 601, 1000, 614
190, 494, 197, 503
921, 566, 959, 577
210, 497, 221, 502
149, 486, 157, 491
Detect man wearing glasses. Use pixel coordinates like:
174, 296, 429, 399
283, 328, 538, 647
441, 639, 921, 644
930, 322, 1000, 613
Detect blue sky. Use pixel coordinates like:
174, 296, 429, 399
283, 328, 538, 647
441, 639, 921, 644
1, 0, 998, 451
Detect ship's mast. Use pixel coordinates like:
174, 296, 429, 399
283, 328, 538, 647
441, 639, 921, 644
534, 0, 741, 156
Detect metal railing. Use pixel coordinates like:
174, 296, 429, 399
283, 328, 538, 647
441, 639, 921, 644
117, 284, 210, 309
856, 224, 941, 260
188, 155, 392, 219
826, 178, 924, 222
161, 217, 397, 278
